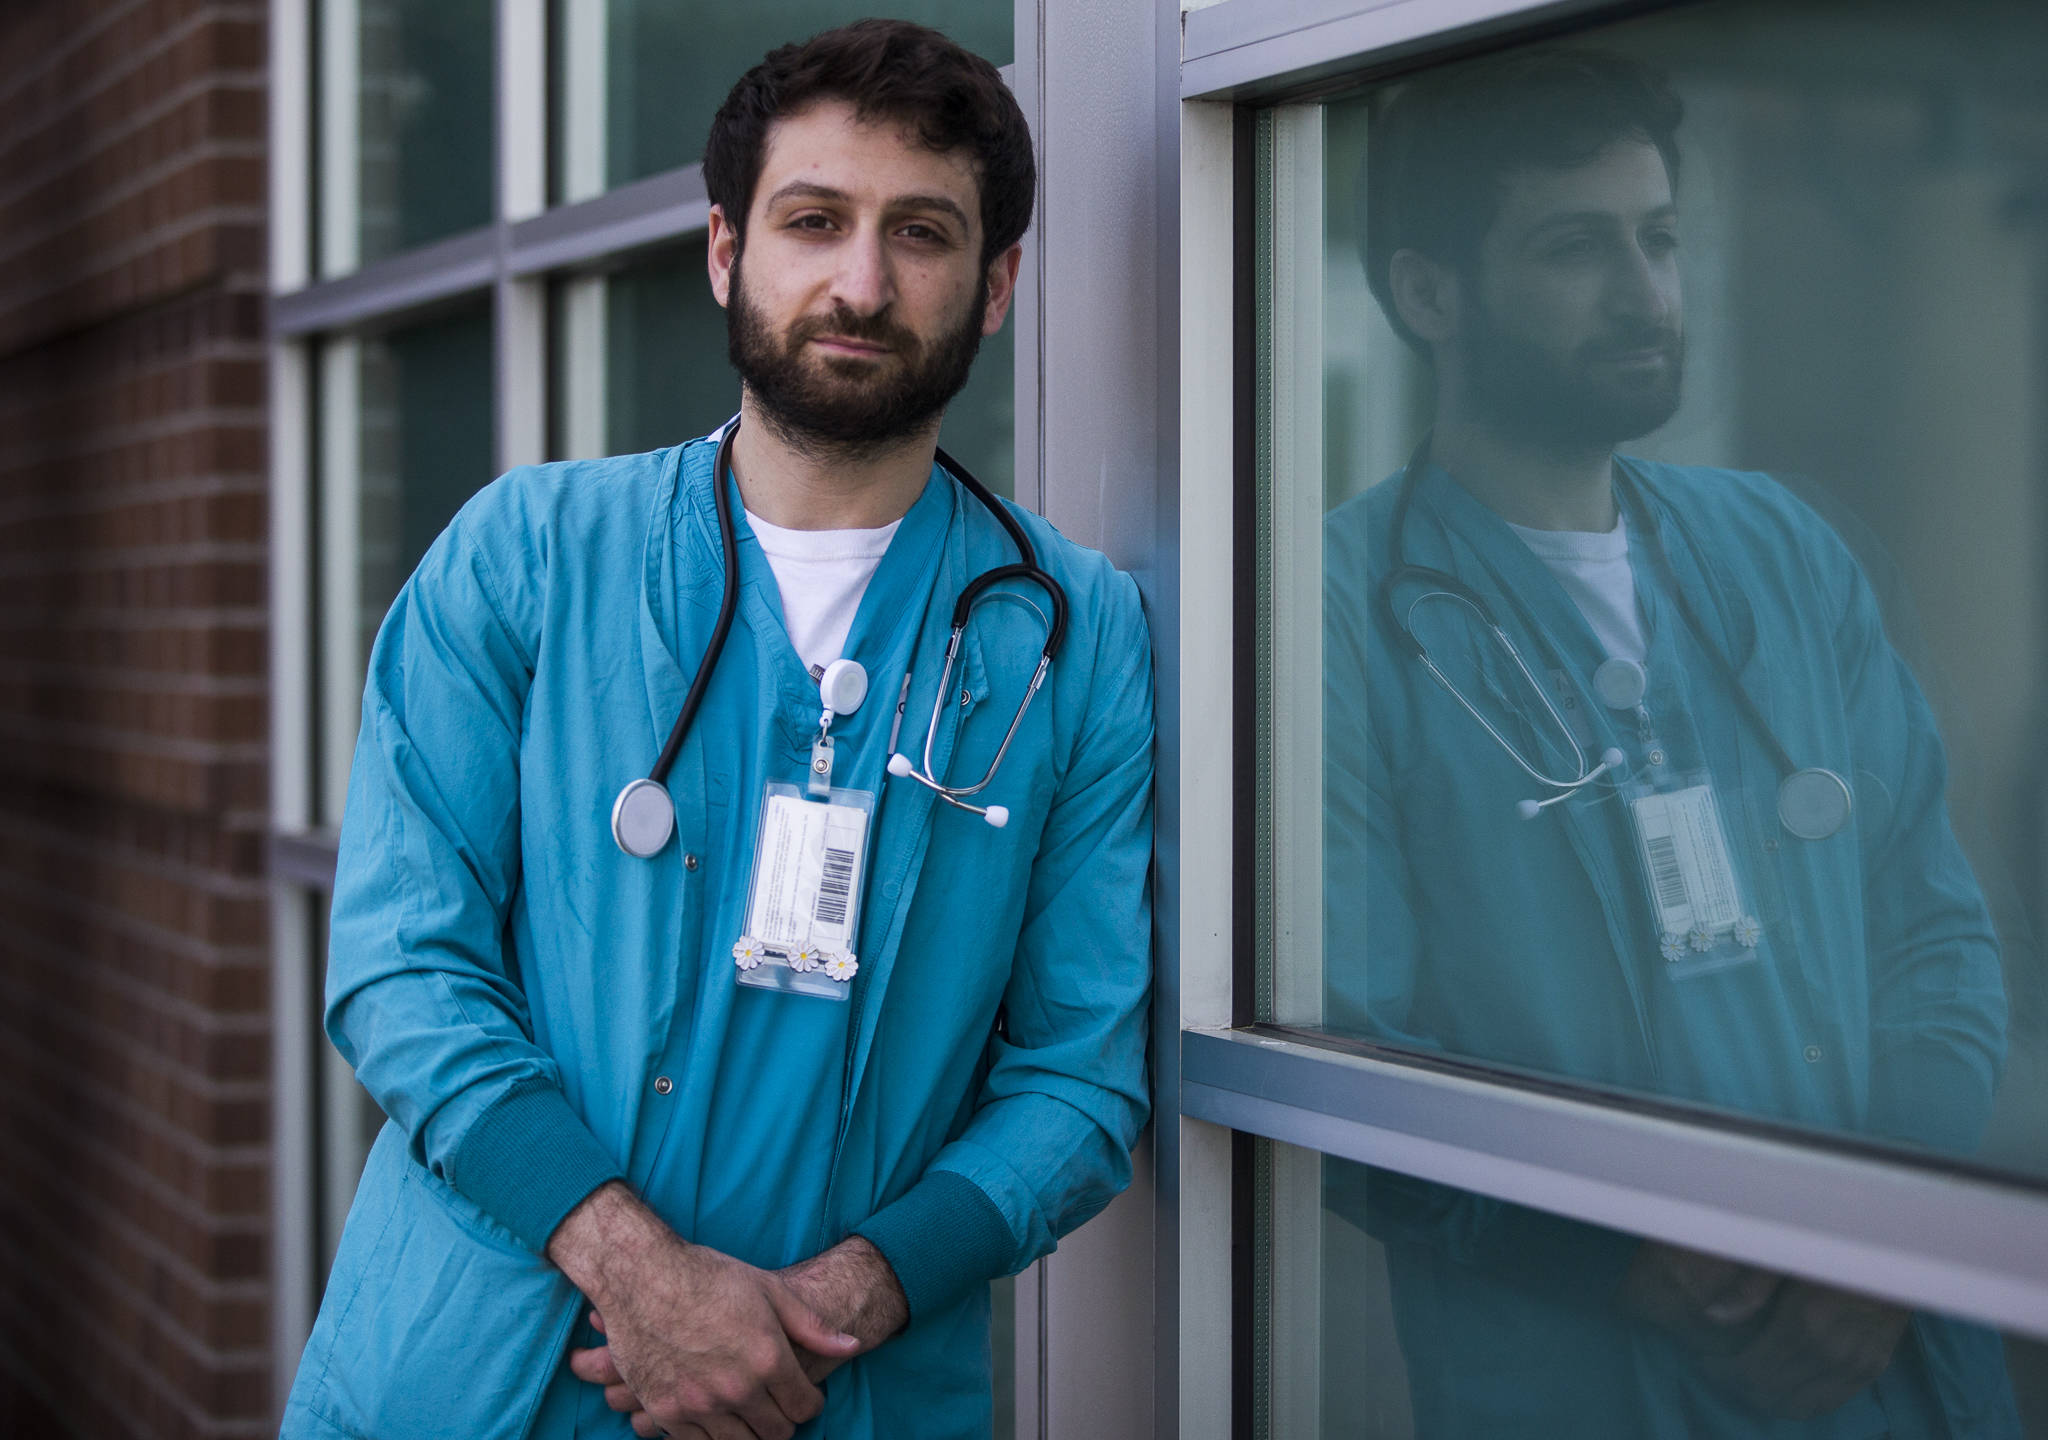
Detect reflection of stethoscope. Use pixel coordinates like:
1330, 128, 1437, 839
610, 420, 1068, 858
1378, 436, 1852, 839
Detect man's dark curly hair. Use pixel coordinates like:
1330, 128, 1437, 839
1362, 49, 1684, 352
703, 19, 1035, 270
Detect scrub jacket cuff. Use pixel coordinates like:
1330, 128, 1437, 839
853, 1171, 1016, 1322
1869, 1042, 1996, 1154
449, 1079, 625, 1253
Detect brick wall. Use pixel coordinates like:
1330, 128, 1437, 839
0, 3, 271, 1436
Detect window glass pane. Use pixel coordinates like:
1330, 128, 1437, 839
552, 2, 1012, 203
552, 242, 1015, 499
602, 244, 741, 456
357, 0, 494, 263
1252, 1140, 2048, 1438
1290, 0, 2048, 1178
359, 303, 497, 661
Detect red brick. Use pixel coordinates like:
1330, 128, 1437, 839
0, 5, 278, 1432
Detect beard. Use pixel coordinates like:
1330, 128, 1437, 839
727, 251, 987, 459
1464, 300, 1684, 452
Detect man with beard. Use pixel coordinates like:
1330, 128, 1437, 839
1323, 50, 2014, 1438
283, 22, 1152, 1440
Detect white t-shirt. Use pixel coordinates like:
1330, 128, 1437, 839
745, 509, 903, 674
1506, 511, 1647, 663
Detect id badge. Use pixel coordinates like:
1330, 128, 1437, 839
1624, 769, 1763, 979
732, 781, 873, 1001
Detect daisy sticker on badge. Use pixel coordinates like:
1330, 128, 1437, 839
732, 937, 764, 971
824, 953, 859, 983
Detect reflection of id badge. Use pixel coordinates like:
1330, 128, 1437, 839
732, 782, 873, 1001
1624, 769, 1763, 979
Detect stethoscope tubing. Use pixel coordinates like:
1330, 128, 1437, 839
1380, 434, 1828, 812
633, 418, 1069, 831
647, 422, 745, 788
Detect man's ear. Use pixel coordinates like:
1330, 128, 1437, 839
980, 243, 1023, 336
707, 204, 739, 308
1388, 248, 1461, 346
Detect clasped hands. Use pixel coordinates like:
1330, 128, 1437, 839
1621, 1241, 1910, 1419
549, 1182, 908, 1440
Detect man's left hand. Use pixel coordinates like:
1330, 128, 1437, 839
1699, 1281, 1910, 1419
571, 1237, 909, 1433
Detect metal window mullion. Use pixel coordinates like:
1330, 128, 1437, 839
272, 227, 500, 336
1263, 104, 1325, 1029
1183, 1028, 2048, 1340
1174, 93, 1241, 1440
505, 166, 712, 277
318, 0, 360, 277
268, 1, 317, 1410
1181, 0, 1592, 100
270, 341, 315, 839
558, 0, 608, 206
496, 0, 547, 472
317, 337, 364, 830
557, 274, 609, 460
268, 886, 318, 1413
500, 0, 548, 224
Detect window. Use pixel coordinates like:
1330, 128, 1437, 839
549, 1, 1012, 204
1266, 0, 2048, 1175
1181, 1, 2048, 1436
320, 0, 497, 275
272, 1, 1030, 1417
1252, 1140, 2048, 1436
315, 304, 496, 825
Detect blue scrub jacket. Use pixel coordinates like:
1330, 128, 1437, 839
283, 436, 1155, 1440
1324, 460, 2015, 1438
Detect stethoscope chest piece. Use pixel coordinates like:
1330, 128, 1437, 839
1777, 767, 1851, 840
612, 777, 676, 858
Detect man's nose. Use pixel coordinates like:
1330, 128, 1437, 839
1608, 244, 1676, 327
830, 226, 895, 315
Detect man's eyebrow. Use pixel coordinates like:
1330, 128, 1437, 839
1519, 204, 1679, 240
763, 181, 972, 232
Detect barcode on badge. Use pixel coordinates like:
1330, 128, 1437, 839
815, 846, 856, 927
1646, 833, 1687, 915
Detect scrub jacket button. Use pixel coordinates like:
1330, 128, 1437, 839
653, 1076, 674, 1095
683, 853, 699, 871
1763, 837, 1780, 853
883, 878, 900, 899
959, 687, 972, 708
1803, 1045, 1823, 1064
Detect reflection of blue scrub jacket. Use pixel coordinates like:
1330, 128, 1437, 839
1324, 460, 2013, 1438
283, 437, 1154, 1440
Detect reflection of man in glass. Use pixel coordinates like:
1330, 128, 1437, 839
1323, 50, 2016, 1437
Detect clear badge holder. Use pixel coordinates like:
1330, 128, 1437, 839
1621, 764, 1764, 980
732, 781, 874, 1001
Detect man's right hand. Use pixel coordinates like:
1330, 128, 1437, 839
549, 1182, 859, 1439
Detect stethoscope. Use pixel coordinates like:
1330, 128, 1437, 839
610, 420, 1068, 858
1378, 436, 1853, 840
